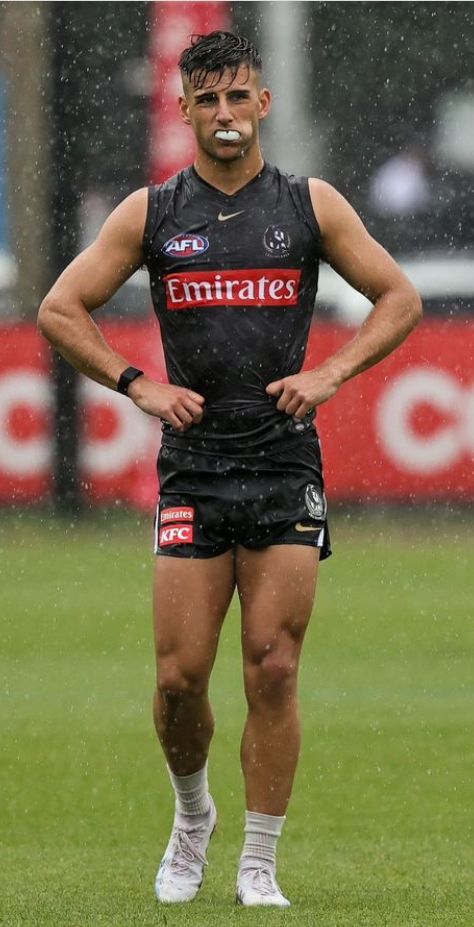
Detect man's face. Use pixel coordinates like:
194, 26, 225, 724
180, 64, 271, 162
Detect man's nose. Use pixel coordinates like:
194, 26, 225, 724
216, 97, 233, 123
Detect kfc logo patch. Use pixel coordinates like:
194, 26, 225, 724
160, 507, 194, 524
159, 525, 194, 546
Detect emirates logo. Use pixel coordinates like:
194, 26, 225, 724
163, 269, 301, 310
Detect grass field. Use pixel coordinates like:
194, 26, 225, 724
1, 509, 473, 926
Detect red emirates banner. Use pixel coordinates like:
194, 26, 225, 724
2, 322, 474, 508
149, 2, 231, 183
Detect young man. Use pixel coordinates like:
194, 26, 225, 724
38, 32, 421, 908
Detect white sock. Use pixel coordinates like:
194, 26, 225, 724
240, 810, 286, 869
167, 762, 210, 816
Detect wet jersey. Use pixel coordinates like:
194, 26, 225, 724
142, 163, 322, 454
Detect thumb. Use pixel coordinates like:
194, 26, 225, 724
266, 379, 284, 396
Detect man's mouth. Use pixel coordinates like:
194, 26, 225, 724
214, 130, 241, 142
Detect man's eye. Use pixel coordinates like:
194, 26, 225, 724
197, 95, 215, 104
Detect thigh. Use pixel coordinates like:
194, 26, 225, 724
153, 551, 235, 678
236, 544, 320, 663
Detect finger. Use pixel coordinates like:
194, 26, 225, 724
293, 401, 311, 419
276, 389, 292, 412
176, 407, 193, 426
163, 411, 186, 431
283, 395, 303, 416
266, 380, 284, 396
183, 397, 205, 421
186, 390, 206, 405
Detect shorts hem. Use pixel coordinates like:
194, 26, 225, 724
155, 545, 233, 559
240, 539, 332, 560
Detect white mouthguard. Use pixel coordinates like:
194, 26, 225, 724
215, 130, 241, 141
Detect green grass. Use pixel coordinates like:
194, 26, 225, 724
1, 509, 473, 926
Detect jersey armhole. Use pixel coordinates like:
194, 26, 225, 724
141, 186, 153, 265
143, 183, 171, 265
290, 176, 322, 251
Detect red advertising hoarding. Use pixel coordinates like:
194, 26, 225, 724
0, 326, 53, 504
308, 323, 474, 500
1, 321, 473, 509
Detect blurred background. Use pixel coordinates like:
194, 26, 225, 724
0, 0, 473, 513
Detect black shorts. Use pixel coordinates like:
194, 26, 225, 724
154, 439, 331, 560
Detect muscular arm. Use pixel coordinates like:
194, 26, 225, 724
38, 189, 204, 431
266, 179, 422, 417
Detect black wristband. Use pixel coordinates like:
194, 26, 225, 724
116, 366, 144, 396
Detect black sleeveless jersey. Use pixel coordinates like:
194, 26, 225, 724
142, 163, 322, 454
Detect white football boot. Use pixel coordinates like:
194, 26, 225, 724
236, 860, 291, 907
155, 797, 217, 903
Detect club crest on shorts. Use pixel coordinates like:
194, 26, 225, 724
263, 225, 291, 257
304, 484, 326, 520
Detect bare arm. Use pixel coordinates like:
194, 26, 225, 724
266, 179, 422, 417
38, 189, 204, 431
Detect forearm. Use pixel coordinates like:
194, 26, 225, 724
38, 294, 207, 429
38, 296, 131, 391
266, 285, 422, 416
318, 286, 422, 386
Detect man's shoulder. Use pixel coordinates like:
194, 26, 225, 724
307, 178, 338, 195
102, 188, 148, 240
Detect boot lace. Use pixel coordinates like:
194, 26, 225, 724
241, 864, 277, 896
169, 827, 208, 875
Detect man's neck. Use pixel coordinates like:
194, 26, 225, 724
193, 149, 265, 195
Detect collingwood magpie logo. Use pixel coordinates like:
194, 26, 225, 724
304, 484, 326, 520
263, 225, 291, 256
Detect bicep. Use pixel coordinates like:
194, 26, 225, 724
46, 188, 148, 311
310, 179, 412, 302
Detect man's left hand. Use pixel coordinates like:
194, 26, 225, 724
266, 369, 341, 419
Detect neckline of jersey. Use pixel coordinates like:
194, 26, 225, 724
190, 162, 268, 199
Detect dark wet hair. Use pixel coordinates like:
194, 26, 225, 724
178, 31, 262, 90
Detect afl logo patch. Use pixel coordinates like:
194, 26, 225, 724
305, 484, 326, 520
162, 233, 209, 258
263, 225, 291, 257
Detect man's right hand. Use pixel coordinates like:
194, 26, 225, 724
128, 377, 205, 432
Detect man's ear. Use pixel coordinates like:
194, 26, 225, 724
179, 95, 191, 125
258, 88, 272, 121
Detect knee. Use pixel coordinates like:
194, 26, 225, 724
157, 658, 208, 702
245, 648, 297, 707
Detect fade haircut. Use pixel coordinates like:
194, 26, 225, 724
179, 31, 262, 90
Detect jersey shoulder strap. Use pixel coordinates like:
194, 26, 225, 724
142, 171, 186, 262
286, 173, 322, 247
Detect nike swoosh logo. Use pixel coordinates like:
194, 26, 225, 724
217, 210, 245, 221
295, 522, 320, 533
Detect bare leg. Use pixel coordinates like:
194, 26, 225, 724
236, 545, 319, 816
152, 551, 235, 775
